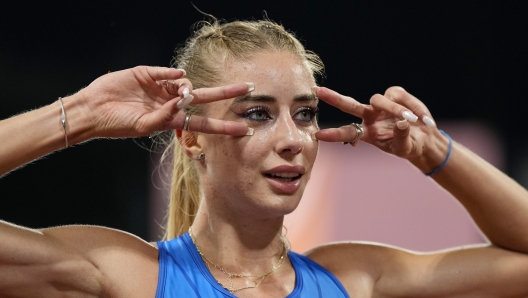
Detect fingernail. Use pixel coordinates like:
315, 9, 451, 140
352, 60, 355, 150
422, 115, 436, 127
311, 86, 319, 96
182, 87, 190, 98
402, 111, 418, 122
177, 94, 194, 109
311, 131, 318, 140
396, 119, 409, 130
245, 82, 255, 92
245, 127, 254, 136
177, 69, 187, 76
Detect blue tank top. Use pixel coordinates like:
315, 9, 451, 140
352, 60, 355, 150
156, 233, 349, 297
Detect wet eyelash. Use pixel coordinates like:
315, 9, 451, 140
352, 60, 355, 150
237, 105, 272, 121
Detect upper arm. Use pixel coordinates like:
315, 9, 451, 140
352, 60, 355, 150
306, 242, 528, 298
0, 222, 158, 298
385, 245, 528, 298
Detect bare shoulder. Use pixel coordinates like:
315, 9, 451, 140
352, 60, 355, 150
304, 241, 403, 296
41, 225, 159, 297
305, 241, 440, 297
305, 242, 528, 298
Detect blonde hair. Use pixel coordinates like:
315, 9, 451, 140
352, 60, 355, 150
162, 18, 324, 240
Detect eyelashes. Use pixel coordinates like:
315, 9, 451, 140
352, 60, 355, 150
236, 105, 319, 123
294, 106, 319, 122
238, 105, 272, 122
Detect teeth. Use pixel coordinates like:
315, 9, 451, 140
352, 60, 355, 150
274, 177, 295, 182
264, 172, 301, 182
270, 172, 300, 178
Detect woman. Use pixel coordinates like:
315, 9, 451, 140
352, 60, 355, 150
1, 19, 528, 297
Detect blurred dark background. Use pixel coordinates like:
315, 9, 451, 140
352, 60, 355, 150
1, 1, 527, 240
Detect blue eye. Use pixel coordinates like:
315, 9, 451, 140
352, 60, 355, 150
294, 107, 318, 122
241, 106, 272, 122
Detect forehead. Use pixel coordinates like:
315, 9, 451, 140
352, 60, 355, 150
220, 51, 316, 95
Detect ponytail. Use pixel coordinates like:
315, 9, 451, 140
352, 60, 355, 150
163, 134, 201, 240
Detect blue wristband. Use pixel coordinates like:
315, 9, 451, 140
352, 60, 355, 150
425, 130, 452, 177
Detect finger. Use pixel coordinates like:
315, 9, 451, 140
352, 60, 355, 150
390, 120, 414, 157
158, 79, 194, 106
370, 94, 420, 123
192, 82, 254, 104
137, 97, 182, 134
163, 112, 252, 136
144, 66, 186, 81
175, 79, 195, 109
312, 86, 368, 119
313, 124, 363, 143
384, 86, 436, 127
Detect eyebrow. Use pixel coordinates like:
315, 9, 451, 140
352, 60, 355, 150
232, 93, 318, 104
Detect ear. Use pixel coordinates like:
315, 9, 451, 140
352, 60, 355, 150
176, 129, 202, 160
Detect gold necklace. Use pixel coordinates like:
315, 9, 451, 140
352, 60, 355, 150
188, 228, 286, 293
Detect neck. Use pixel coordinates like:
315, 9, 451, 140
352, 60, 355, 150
190, 198, 286, 274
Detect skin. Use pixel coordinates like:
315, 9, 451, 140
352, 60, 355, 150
1, 51, 528, 297
184, 51, 320, 297
182, 50, 528, 297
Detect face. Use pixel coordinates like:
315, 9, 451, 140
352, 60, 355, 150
196, 51, 319, 218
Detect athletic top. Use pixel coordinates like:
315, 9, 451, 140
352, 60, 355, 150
156, 232, 349, 297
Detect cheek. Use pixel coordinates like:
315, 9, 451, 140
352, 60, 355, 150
206, 124, 318, 168
206, 135, 265, 173
300, 128, 319, 160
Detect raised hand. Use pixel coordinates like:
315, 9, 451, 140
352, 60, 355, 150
74, 66, 252, 139
312, 86, 449, 170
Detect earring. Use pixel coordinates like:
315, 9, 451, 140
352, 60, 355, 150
197, 153, 205, 160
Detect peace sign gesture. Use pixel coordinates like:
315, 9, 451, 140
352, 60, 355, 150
75, 66, 253, 140
312, 86, 449, 172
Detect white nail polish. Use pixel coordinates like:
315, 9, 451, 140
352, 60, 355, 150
245, 127, 254, 136
177, 69, 186, 76
177, 94, 194, 109
422, 116, 436, 127
245, 82, 255, 92
311, 132, 318, 140
182, 87, 190, 98
396, 120, 409, 130
402, 111, 418, 122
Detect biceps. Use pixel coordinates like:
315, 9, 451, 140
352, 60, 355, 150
379, 246, 528, 297
0, 222, 102, 297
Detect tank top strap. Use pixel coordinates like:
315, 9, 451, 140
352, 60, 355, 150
286, 251, 350, 298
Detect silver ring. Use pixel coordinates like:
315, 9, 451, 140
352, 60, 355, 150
183, 114, 192, 131
343, 123, 363, 147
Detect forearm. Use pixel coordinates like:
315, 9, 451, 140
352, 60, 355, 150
0, 94, 92, 177
423, 140, 528, 253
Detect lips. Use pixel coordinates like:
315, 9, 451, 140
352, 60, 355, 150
263, 165, 305, 194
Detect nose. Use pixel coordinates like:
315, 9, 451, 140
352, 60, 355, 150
273, 114, 304, 156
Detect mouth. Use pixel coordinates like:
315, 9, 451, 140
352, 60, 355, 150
263, 172, 303, 183
262, 165, 306, 194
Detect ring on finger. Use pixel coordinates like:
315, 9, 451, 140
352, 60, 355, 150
183, 114, 192, 131
343, 123, 363, 147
